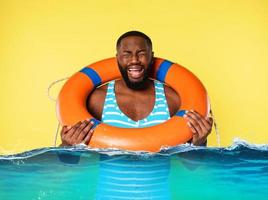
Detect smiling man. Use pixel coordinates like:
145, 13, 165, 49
60, 31, 213, 147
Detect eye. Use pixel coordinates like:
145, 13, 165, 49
122, 52, 131, 58
138, 51, 147, 57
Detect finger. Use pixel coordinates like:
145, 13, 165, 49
204, 116, 213, 133
191, 110, 213, 127
186, 111, 212, 145
206, 116, 213, 125
77, 121, 95, 141
82, 129, 94, 145
187, 121, 198, 135
61, 126, 68, 135
71, 120, 90, 141
186, 111, 210, 134
83, 120, 95, 134
61, 125, 72, 144
66, 121, 82, 138
82, 120, 96, 144
60, 125, 74, 140
184, 114, 203, 134
197, 114, 213, 133
61, 127, 67, 141
187, 111, 213, 145
187, 122, 204, 145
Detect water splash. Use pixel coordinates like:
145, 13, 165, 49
1, 138, 267, 200
1, 138, 267, 160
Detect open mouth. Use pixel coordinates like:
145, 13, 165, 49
127, 66, 144, 80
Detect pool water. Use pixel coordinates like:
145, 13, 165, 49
0, 139, 267, 200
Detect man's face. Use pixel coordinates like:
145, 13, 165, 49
116, 36, 154, 90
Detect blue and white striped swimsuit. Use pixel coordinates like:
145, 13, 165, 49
101, 80, 170, 127
96, 80, 171, 200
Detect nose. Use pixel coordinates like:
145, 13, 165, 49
129, 54, 141, 64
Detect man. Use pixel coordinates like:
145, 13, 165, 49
60, 31, 213, 147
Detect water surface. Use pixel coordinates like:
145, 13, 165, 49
0, 139, 267, 200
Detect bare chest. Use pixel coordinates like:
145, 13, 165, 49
116, 93, 155, 121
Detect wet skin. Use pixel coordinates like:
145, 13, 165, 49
60, 36, 213, 147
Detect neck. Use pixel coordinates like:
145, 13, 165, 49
117, 79, 153, 93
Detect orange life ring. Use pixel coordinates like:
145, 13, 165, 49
56, 57, 209, 152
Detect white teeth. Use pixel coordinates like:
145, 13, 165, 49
128, 69, 141, 71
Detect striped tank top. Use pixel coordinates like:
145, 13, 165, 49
96, 80, 171, 200
101, 80, 170, 127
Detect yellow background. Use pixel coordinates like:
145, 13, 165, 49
1, 0, 268, 154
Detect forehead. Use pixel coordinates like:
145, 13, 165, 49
118, 36, 150, 50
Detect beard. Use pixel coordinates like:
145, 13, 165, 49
118, 61, 153, 90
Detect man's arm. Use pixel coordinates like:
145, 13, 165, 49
183, 110, 213, 146
86, 84, 107, 121
60, 85, 107, 146
164, 85, 213, 146
164, 85, 181, 117
60, 120, 95, 146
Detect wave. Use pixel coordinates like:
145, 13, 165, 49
1, 138, 268, 160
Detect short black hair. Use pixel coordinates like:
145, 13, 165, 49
116, 31, 152, 50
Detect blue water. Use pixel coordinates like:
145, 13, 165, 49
0, 139, 268, 200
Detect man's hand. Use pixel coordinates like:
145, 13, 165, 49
184, 110, 213, 146
60, 120, 95, 146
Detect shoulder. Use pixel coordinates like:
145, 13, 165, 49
163, 84, 181, 116
89, 83, 108, 100
86, 83, 108, 120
